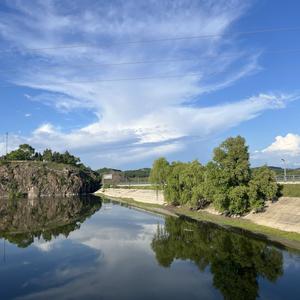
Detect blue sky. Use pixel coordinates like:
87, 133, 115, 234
0, 0, 300, 169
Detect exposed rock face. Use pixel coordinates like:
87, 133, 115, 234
0, 195, 102, 247
0, 161, 100, 198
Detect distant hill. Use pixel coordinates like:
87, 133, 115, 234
96, 167, 150, 180
252, 166, 300, 176
124, 168, 151, 179
96, 167, 122, 176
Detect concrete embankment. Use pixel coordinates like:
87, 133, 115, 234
97, 188, 300, 234
244, 197, 300, 233
97, 188, 165, 205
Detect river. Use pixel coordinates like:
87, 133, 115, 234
0, 195, 299, 299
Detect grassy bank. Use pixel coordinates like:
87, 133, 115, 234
281, 184, 300, 197
95, 192, 300, 251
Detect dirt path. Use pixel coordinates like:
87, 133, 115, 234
244, 197, 300, 233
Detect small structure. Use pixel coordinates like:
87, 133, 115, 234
102, 171, 124, 186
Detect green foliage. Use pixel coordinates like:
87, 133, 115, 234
2, 144, 83, 168
213, 136, 250, 185
42, 149, 80, 166
149, 157, 170, 189
163, 160, 205, 206
42, 148, 53, 162
150, 136, 279, 216
124, 168, 151, 179
164, 162, 185, 205
228, 186, 249, 215
203, 162, 229, 212
200, 136, 252, 214
5, 144, 35, 161
248, 166, 278, 211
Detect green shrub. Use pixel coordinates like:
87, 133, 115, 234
228, 186, 249, 215
190, 184, 208, 208
248, 166, 278, 211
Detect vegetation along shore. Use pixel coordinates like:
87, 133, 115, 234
97, 135, 300, 250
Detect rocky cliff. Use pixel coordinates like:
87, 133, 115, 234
0, 161, 100, 198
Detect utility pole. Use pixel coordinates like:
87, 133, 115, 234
281, 158, 287, 182
5, 132, 8, 155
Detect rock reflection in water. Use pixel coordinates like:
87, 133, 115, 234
0, 195, 102, 248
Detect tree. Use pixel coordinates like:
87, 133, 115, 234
248, 166, 278, 211
149, 136, 279, 215
149, 157, 170, 189
19, 144, 35, 159
61, 151, 80, 165
42, 149, 53, 162
163, 160, 206, 206
203, 161, 230, 212
180, 160, 205, 206
213, 136, 250, 186
6, 144, 35, 161
206, 136, 251, 214
163, 162, 185, 205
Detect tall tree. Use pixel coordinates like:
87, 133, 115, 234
149, 157, 170, 189
42, 149, 53, 162
206, 136, 251, 213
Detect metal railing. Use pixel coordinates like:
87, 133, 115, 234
276, 175, 300, 182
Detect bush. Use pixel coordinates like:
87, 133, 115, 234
163, 160, 205, 206
191, 184, 208, 209
228, 186, 249, 215
248, 166, 278, 211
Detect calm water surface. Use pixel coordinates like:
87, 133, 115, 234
0, 196, 299, 300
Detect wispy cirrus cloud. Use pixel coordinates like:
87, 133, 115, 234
0, 0, 295, 167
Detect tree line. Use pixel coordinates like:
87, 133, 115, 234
1, 144, 82, 167
149, 136, 279, 215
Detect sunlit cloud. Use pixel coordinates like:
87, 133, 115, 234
0, 0, 296, 167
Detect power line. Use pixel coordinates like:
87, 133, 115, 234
0, 48, 300, 74
1, 26, 300, 53
0, 72, 205, 88
1, 45, 300, 86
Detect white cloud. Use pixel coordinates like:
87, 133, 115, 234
1, 92, 293, 167
251, 133, 300, 167
0, 1, 296, 167
262, 133, 300, 156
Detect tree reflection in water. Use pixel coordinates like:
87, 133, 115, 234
0, 195, 102, 248
152, 217, 283, 300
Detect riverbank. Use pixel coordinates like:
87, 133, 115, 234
96, 188, 300, 251
98, 188, 165, 204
